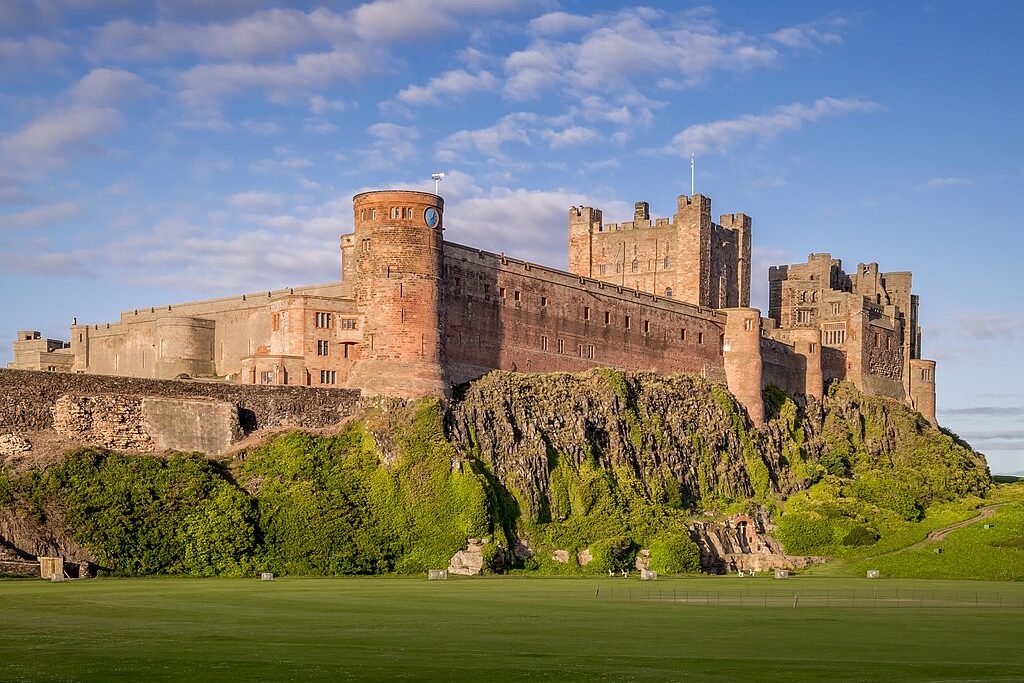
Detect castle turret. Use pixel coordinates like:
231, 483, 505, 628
722, 308, 765, 426
786, 328, 824, 402
568, 206, 601, 277
719, 213, 752, 308
675, 194, 712, 307
908, 359, 937, 427
345, 190, 448, 400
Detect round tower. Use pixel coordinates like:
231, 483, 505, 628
345, 190, 448, 400
722, 308, 764, 426
786, 328, 824, 402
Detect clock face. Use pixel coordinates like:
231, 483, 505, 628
424, 207, 440, 228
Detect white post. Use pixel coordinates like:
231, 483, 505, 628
690, 153, 695, 195
431, 172, 445, 196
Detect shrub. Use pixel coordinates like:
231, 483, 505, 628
776, 513, 834, 555
587, 536, 635, 573
647, 533, 701, 574
841, 524, 880, 547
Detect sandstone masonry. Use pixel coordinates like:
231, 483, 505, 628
7, 188, 938, 427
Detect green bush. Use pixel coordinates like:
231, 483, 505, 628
776, 513, 834, 555
647, 533, 701, 574
841, 524, 879, 547
587, 536, 635, 573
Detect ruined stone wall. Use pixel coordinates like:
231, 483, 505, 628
0, 369, 360, 435
442, 243, 728, 387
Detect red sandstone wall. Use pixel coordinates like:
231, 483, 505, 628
442, 243, 728, 386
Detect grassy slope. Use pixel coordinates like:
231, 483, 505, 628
808, 483, 1024, 580
1, 577, 1022, 683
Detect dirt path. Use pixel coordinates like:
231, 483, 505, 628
905, 504, 1005, 551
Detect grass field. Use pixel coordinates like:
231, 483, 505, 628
2, 576, 1024, 682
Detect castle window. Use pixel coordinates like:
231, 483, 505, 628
315, 312, 332, 329
343, 343, 352, 359
681, 328, 686, 341
643, 320, 651, 335
587, 344, 595, 359
698, 332, 705, 345
831, 302, 841, 315
541, 335, 548, 352
873, 332, 881, 348
584, 306, 591, 321
744, 318, 754, 331
390, 207, 400, 219
625, 316, 631, 330
664, 256, 670, 269
886, 336, 892, 351
631, 259, 638, 272
260, 370, 273, 384
796, 310, 811, 324
604, 311, 610, 325
809, 343, 817, 354
577, 344, 584, 357
320, 370, 336, 385
317, 340, 330, 356
361, 239, 371, 253
368, 208, 376, 220
616, 262, 622, 273
599, 265, 607, 275
541, 296, 548, 307
633, 245, 637, 255
272, 313, 280, 331
341, 318, 357, 330
664, 287, 672, 298
499, 287, 506, 299
557, 338, 564, 353
514, 290, 522, 303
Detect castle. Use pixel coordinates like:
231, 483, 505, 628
8, 189, 937, 427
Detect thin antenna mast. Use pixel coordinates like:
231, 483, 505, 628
690, 153, 695, 195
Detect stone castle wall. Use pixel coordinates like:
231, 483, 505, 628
442, 242, 728, 386
0, 369, 360, 435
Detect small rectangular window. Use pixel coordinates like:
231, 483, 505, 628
514, 290, 521, 302
604, 311, 610, 325
499, 287, 506, 299
317, 340, 329, 356
541, 296, 548, 307
272, 313, 280, 331
643, 320, 651, 335
584, 306, 591, 321
260, 370, 273, 384
744, 318, 754, 331
698, 332, 705, 344
341, 318, 357, 330
599, 264, 607, 275
577, 344, 584, 357
541, 335, 548, 351
587, 344, 595, 359
390, 207, 400, 219
557, 338, 564, 354
681, 328, 687, 341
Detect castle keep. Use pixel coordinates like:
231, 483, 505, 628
8, 189, 938, 427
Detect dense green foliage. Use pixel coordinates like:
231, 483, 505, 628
0, 374, 997, 577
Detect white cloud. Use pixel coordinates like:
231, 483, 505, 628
528, 11, 598, 35
357, 122, 421, 169
505, 7, 782, 100
437, 113, 536, 161
1, 106, 122, 168
304, 120, 339, 135
309, 95, 348, 115
0, 201, 81, 229
660, 97, 879, 156
349, 0, 532, 42
918, 177, 973, 190
0, 35, 67, 72
540, 126, 599, 148
769, 24, 843, 49
69, 68, 156, 104
228, 191, 285, 213
242, 119, 283, 135
395, 69, 499, 105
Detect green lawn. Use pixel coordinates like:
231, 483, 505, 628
2, 576, 1023, 682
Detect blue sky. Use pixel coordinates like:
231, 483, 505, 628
1, 1, 1022, 473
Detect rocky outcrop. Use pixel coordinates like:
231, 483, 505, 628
0, 433, 31, 458
447, 538, 486, 575
691, 512, 826, 574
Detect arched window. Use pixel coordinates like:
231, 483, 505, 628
631, 259, 639, 272
664, 287, 673, 298
663, 256, 670, 269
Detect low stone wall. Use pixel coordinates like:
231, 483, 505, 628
0, 369, 360, 432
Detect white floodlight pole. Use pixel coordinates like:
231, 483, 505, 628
431, 172, 445, 195
690, 153, 695, 195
